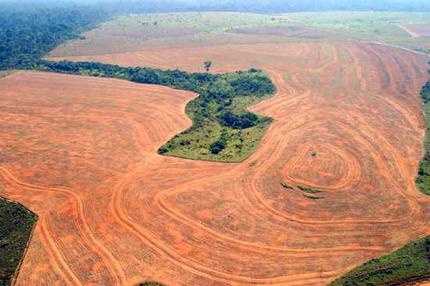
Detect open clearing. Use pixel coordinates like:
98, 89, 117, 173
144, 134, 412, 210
49, 12, 430, 59
1, 37, 430, 285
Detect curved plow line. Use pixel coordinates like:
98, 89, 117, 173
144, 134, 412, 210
155, 180, 384, 255
0, 166, 127, 285
110, 176, 340, 284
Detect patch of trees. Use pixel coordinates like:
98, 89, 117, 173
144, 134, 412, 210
417, 78, 430, 195
37, 60, 276, 158
38, 60, 275, 97
0, 3, 107, 70
0, 198, 37, 286
209, 130, 229, 154
421, 81, 430, 103
219, 112, 259, 129
329, 236, 430, 286
138, 281, 165, 286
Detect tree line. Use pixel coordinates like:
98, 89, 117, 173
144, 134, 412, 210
416, 77, 430, 195
38, 60, 275, 137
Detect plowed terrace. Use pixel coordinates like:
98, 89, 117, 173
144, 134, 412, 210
1, 42, 430, 285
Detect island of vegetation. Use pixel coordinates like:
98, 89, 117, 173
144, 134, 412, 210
417, 77, 430, 195
280, 183, 324, 199
137, 281, 166, 286
38, 60, 276, 162
0, 197, 37, 286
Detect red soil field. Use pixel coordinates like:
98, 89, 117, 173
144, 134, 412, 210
2, 42, 430, 285
228, 26, 331, 40
402, 24, 430, 37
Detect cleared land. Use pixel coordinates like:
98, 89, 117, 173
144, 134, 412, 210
50, 12, 280, 57
35, 61, 276, 162
1, 36, 430, 286
49, 12, 430, 60
403, 24, 430, 37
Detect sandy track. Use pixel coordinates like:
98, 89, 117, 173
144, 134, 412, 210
1, 41, 430, 285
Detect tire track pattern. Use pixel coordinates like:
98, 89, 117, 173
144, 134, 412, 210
0, 42, 429, 285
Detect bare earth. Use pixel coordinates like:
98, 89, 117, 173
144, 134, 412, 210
402, 24, 430, 38
1, 41, 430, 285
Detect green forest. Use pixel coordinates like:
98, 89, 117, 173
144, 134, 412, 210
0, 4, 107, 70
0, 198, 36, 286
416, 79, 430, 195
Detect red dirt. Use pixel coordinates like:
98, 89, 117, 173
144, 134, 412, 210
228, 26, 331, 40
1, 41, 430, 285
403, 24, 430, 37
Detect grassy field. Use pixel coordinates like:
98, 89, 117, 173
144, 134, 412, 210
50, 11, 430, 58
0, 70, 16, 79
121, 12, 275, 33
0, 196, 37, 286
329, 236, 430, 285
283, 12, 430, 54
50, 12, 282, 56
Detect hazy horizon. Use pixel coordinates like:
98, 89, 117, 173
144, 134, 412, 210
0, 0, 429, 12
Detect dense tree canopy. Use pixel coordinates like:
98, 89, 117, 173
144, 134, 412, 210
0, 4, 107, 70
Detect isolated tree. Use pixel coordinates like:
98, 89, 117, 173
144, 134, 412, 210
204, 60, 212, 72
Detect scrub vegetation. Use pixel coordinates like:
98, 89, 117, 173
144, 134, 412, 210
137, 281, 166, 286
329, 236, 430, 286
0, 197, 37, 286
417, 79, 430, 195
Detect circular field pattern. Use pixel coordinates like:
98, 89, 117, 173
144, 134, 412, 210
281, 142, 362, 191
1, 42, 430, 285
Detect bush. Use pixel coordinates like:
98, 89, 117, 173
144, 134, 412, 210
209, 140, 226, 154
219, 111, 259, 129
138, 281, 165, 286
